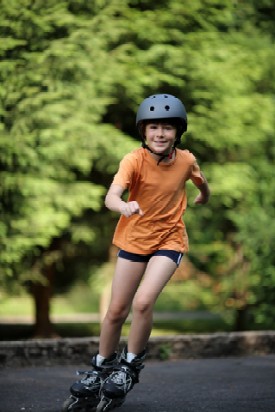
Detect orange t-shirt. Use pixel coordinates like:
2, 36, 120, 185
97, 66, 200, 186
112, 147, 205, 254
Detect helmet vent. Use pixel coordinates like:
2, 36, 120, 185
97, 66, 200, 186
149, 106, 155, 111
165, 105, 170, 111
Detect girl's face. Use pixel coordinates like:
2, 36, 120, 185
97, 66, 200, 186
144, 122, 177, 156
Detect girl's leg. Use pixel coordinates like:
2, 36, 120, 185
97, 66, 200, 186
128, 255, 177, 355
99, 257, 147, 358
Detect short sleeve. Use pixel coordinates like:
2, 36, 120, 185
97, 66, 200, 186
190, 161, 205, 186
112, 153, 136, 190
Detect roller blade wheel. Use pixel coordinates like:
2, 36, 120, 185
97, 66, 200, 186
62, 395, 98, 412
96, 396, 125, 412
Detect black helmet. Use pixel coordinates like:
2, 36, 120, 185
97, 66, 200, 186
136, 94, 188, 137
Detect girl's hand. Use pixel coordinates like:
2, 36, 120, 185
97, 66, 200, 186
194, 180, 210, 205
194, 192, 209, 205
120, 201, 144, 217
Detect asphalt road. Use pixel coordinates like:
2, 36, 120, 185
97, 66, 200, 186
1, 355, 275, 412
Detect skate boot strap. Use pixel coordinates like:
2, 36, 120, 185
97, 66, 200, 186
114, 362, 143, 383
121, 357, 145, 371
76, 370, 95, 376
75, 361, 115, 377
88, 352, 118, 372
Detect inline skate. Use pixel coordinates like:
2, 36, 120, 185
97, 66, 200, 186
96, 348, 146, 412
62, 353, 118, 412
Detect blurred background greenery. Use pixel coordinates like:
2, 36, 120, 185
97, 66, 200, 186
0, 0, 274, 339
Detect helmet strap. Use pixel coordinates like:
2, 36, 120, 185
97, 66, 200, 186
142, 142, 175, 165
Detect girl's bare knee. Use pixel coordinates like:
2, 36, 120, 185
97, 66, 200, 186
132, 297, 152, 316
106, 305, 129, 324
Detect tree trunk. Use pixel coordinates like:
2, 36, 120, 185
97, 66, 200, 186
30, 264, 58, 338
234, 307, 248, 331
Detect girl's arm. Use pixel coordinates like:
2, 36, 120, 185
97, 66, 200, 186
105, 184, 144, 217
194, 172, 210, 205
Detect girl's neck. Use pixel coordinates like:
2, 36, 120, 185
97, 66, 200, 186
148, 148, 176, 164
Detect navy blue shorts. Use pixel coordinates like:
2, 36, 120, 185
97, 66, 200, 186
117, 249, 184, 267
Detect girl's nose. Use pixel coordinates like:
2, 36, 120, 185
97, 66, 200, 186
156, 126, 164, 135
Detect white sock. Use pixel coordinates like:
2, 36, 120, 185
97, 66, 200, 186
127, 352, 137, 363
96, 354, 106, 367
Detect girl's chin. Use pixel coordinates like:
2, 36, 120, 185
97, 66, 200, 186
150, 146, 169, 154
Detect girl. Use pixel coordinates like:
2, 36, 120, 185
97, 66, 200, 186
64, 94, 210, 412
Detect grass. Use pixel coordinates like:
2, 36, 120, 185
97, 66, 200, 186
0, 282, 200, 317
0, 295, 33, 316
0, 284, 100, 317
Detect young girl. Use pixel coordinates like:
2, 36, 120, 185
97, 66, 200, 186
64, 94, 210, 412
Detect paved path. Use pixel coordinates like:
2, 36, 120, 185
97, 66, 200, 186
1, 355, 275, 412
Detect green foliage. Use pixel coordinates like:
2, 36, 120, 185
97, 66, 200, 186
0, 0, 136, 286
